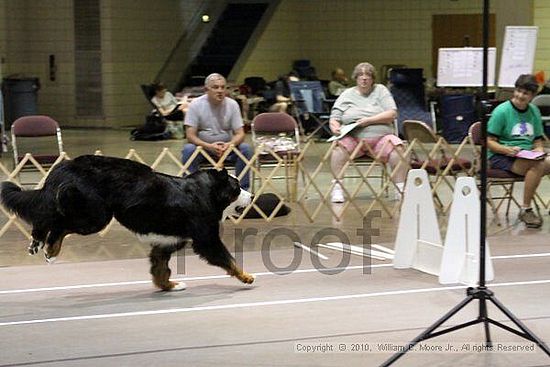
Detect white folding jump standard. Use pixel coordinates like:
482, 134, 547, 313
439, 177, 494, 286
393, 169, 443, 276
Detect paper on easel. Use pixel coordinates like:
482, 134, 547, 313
327, 122, 361, 142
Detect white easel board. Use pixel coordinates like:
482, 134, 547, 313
437, 47, 496, 87
497, 26, 538, 88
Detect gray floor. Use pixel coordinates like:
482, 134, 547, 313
1, 129, 549, 367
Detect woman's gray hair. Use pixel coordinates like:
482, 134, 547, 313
351, 62, 376, 80
204, 73, 226, 87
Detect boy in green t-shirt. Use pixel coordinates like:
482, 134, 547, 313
487, 74, 550, 228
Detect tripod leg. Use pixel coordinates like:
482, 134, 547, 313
479, 295, 492, 346
488, 295, 550, 357
380, 294, 475, 366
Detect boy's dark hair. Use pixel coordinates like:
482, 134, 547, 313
152, 82, 166, 92
515, 74, 539, 93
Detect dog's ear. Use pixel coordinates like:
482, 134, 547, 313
217, 168, 229, 180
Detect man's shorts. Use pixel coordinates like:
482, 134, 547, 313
489, 154, 516, 172
338, 134, 403, 163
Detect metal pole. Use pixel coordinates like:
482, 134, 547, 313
478, 0, 489, 288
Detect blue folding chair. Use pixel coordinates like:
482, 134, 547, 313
288, 81, 332, 140
388, 68, 434, 138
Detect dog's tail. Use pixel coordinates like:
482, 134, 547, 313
0, 181, 46, 224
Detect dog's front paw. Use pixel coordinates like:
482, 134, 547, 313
170, 282, 187, 291
158, 281, 186, 292
44, 254, 57, 264
238, 272, 255, 284
28, 240, 44, 255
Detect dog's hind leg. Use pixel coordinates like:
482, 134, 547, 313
192, 237, 255, 284
149, 239, 191, 291
43, 229, 69, 263
28, 229, 48, 255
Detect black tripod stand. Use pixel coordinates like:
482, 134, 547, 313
380, 284, 550, 366
380, 1, 550, 365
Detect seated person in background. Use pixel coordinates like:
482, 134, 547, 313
182, 73, 253, 190
487, 74, 550, 228
329, 62, 407, 203
151, 83, 189, 121
328, 67, 349, 97
269, 71, 300, 113
228, 83, 252, 124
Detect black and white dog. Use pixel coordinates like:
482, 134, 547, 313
0, 155, 254, 291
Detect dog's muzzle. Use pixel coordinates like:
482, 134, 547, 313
237, 190, 253, 207
236, 194, 254, 214
223, 189, 253, 220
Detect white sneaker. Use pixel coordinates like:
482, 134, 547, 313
331, 181, 345, 203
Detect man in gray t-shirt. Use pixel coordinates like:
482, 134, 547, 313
182, 73, 253, 189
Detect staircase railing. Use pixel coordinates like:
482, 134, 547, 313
154, 0, 227, 92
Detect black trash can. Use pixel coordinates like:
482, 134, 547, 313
2, 77, 40, 129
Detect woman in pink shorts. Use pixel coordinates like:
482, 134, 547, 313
328, 62, 407, 203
